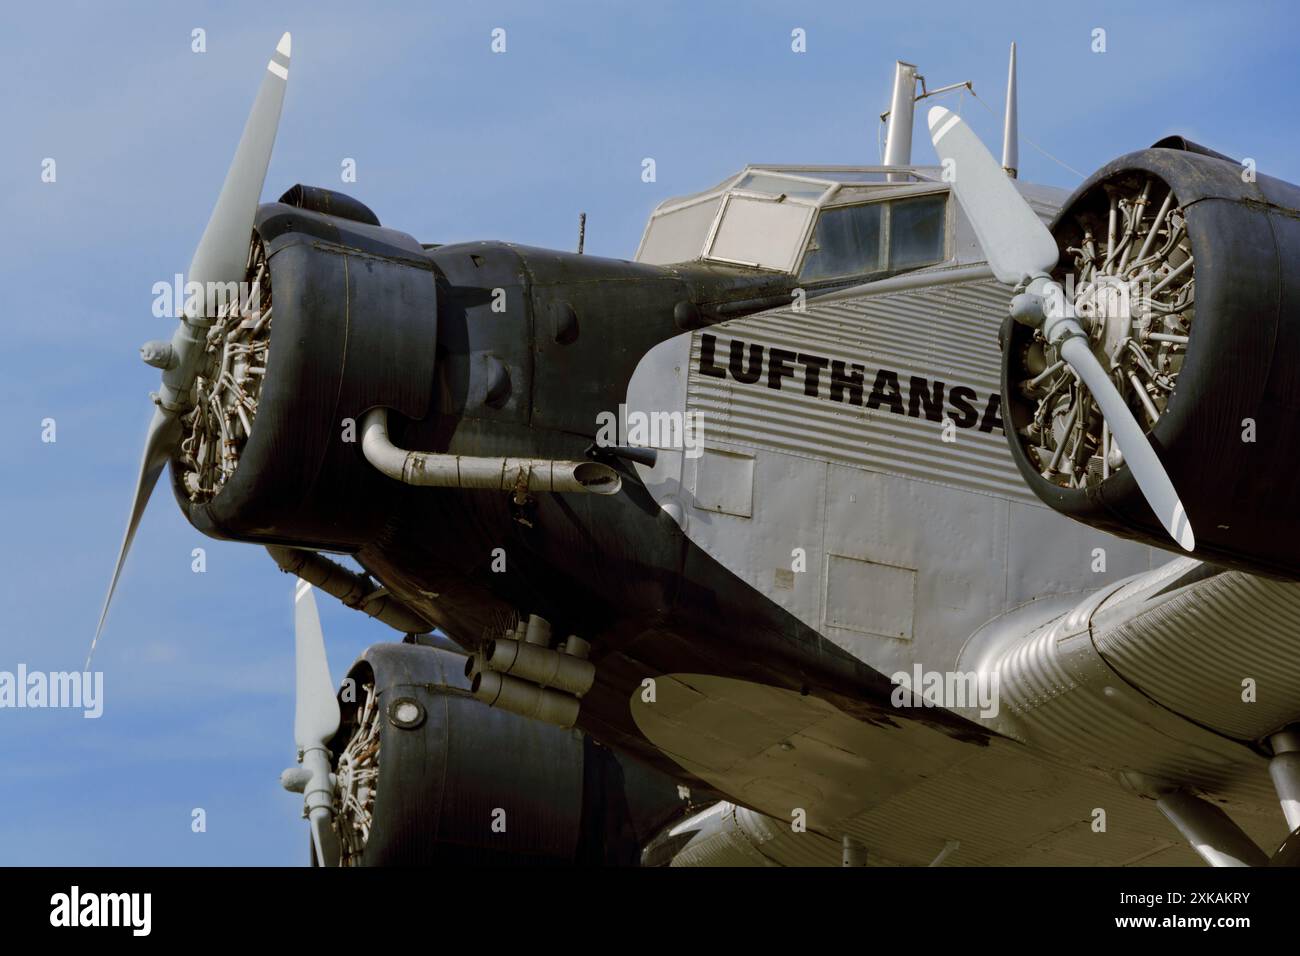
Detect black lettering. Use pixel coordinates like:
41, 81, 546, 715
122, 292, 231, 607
907, 377, 945, 422
796, 353, 829, 398
948, 385, 979, 429
729, 339, 764, 384
866, 369, 904, 414
768, 348, 797, 390
699, 334, 726, 378
978, 392, 1005, 433
829, 361, 865, 405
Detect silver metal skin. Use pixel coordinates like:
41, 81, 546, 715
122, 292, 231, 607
1155, 791, 1268, 868
293, 579, 340, 867
359, 407, 622, 496
809, 263, 995, 305
1000, 42, 1018, 178
927, 105, 1195, 551
92, 33, 293, 665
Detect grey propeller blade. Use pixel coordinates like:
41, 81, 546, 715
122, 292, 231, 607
294, 579, 341, 749
92, 33, 292, 663
1059, 336, 1195, 551
927, 105, 1058, 284
927, 105, 1195, 551
89, 407, 182, 668
187, 32, 291, 294
293, 579, 341, 866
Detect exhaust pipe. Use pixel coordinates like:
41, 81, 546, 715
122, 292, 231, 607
485, 637, 596, 698
360, 408, 622, 496
266, 545, 433, 635
471, 669, 580, 728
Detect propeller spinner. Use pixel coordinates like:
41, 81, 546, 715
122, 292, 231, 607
927, 106, 1195, 552
90, 33, 293, 666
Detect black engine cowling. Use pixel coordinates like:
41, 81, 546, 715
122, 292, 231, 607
327, 640, 687, 865
168, 187, 438, 550
1002, 143, 1300, 578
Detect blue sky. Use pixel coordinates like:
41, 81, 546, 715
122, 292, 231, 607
2, 0, 1297, 865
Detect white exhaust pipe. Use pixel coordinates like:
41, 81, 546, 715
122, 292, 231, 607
360, 408, 622, 496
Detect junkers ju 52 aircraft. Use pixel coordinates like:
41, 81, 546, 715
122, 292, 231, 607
95, 33, 1300, 866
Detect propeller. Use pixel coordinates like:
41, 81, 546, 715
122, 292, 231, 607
927, 106, 1195, 552
90, 33, 292, 667
286, 578, 341, 866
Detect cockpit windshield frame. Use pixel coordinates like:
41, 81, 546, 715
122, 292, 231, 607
635, 165, 951, 283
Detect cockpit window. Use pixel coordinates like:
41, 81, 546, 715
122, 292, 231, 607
888, 193, 947, 269
801, 203, 883, 281
635, 166, 948, 269
637, 195, 723, 267
799, 192, 947, 281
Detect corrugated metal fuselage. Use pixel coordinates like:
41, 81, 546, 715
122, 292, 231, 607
349, 238, 1161, 785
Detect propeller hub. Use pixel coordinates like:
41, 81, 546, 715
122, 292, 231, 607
140, 340, 177, 370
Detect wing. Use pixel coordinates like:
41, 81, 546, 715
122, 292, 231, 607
635, 559, 1300, 866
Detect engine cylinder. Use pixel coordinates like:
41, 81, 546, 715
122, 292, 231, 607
1001, 145, 1300, 578
170, 192, 439, 550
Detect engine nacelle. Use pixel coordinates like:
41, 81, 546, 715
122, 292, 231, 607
326, 641, 688, 866
168, 186, 438, 550
1002, 143, 1300, 578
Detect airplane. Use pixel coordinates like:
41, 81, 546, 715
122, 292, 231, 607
94, 33, 1300, 866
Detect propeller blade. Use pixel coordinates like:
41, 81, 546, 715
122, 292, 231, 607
94, 34, 294, 661
928, 106, 1194, 552
89, 407, 182, 668
293, 579, 340, 749
309, 814, 341, 868
927, 106, 1059, 285
187, 32, 291, 293
1059, 336, 1195, 551
292, 579, 340, 867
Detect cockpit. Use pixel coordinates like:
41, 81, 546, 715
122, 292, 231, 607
635, 166, 952, 285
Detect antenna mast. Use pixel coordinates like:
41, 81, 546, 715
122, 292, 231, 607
882, 61, 919, 170
880, 61, 972, 182
1001, 42, 1019, 178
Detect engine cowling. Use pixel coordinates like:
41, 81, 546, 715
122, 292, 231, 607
1002, 143, 1300, 578
168, 186, 439, 550
327, 641, 688, 866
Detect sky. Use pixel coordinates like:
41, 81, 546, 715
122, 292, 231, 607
1, 0, 1297, 866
